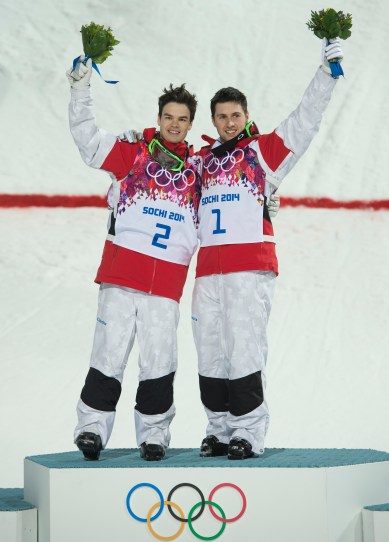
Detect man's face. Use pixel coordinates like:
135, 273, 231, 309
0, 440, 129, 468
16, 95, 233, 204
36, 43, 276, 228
158, 102, 193, 143
212, 102, 249, 142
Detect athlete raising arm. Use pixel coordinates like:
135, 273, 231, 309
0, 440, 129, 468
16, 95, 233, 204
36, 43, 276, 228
194, 38, 344, 460
67, 56, 201, 461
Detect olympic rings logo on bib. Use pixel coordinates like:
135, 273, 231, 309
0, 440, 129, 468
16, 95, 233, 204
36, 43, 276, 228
146, 162, 196, 192
126, 481, 247, 540
204, 149, 245, 175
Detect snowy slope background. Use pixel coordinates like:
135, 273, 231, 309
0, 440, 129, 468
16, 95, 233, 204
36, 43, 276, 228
1, 0, 389, 487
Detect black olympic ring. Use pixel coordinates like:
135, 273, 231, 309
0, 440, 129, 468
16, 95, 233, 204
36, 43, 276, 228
167, 483, 205, 523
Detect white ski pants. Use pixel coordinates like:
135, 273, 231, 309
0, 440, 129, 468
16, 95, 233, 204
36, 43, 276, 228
192, 271, 276, 454
74, 283, 179, 448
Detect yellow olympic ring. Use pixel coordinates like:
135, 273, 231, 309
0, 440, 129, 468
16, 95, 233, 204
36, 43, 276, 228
147, 500, 186, 541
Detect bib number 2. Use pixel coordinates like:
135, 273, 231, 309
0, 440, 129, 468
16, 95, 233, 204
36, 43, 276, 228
152, 223, 171, 250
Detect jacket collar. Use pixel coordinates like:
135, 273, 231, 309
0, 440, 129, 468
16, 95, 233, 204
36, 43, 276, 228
201, 121, 260, 155
143, 128, 193, 161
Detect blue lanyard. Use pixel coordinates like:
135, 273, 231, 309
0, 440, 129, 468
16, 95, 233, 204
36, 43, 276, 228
72, 55, 119, 84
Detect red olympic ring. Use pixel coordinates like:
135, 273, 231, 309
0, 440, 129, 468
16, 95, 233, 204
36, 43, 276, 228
208, 483, 247, 523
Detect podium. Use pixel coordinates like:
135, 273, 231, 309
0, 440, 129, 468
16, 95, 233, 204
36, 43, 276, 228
363, 503, 389, 542
0, 488, 37, 542
22, 447, 389, 542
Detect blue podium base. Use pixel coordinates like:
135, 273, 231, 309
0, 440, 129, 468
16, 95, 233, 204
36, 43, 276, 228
25, 446, 389, 469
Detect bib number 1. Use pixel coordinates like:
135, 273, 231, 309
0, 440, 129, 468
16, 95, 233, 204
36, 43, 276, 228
212, 208, 226, 235
152, 223, 171, 249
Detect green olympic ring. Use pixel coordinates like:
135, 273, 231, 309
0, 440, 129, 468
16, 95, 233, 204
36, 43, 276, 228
188, 500, 226, 541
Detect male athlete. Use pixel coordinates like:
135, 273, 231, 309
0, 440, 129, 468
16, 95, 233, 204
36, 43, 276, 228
67, 56, 200, 461
193, 38, 344, 459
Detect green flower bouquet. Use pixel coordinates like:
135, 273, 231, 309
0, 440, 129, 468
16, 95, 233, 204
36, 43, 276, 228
73, 22, 120, 84
306, 8, 352, 78
81, 22, 120, 64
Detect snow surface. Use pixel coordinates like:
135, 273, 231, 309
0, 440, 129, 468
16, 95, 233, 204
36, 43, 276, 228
1, 0, 389, 487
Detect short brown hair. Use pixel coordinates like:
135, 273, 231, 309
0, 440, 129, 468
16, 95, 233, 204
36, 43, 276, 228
158, 84, 198, 122
210, 87, 248, 118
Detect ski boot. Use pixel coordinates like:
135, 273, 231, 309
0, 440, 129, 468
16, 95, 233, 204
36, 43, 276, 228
228, 437, 254, 460
140, 442, 166, 461
76, 432, 102, 461
200, 435, 228, 457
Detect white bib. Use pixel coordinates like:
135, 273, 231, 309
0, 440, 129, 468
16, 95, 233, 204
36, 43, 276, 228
198, 180, 264, 247
114, 195, 197, 265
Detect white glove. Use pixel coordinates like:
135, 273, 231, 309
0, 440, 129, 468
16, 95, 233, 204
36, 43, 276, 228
322, 37, 344, 74
117, 129, 143, 143
66, 55, 92, 89
268, 193, 280, 218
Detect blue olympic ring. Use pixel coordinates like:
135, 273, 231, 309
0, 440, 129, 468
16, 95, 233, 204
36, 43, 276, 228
126, 482, 164, 523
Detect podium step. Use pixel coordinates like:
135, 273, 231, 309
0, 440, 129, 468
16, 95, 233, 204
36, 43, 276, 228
363, 503, 389, 542
24, 448, 389, 542
0, 488, 37, 542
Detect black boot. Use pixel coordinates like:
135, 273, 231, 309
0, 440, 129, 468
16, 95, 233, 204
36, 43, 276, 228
200, 435, 229, 457
76, 432, 102, 461
140, 442, 166, 461
228, 437, 254, 460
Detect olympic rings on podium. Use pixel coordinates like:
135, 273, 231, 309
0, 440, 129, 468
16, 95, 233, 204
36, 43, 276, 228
125, 481, 246, 540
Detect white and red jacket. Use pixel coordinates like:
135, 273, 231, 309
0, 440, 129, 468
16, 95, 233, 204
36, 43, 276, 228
195, 66, 337, 277
69, 88, 201, 302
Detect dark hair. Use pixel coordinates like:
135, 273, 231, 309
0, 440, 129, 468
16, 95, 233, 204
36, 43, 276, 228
158, 84, 198, 122
210, 87, 248, 118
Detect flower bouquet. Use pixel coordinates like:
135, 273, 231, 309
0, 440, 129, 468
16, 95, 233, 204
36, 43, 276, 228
73, 22, 120, 84
306, 8, 352, 78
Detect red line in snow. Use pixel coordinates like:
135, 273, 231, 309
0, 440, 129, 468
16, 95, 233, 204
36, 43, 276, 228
0, 194, 107, 208
281, 197, 389, 211
1, 194, 389, 210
